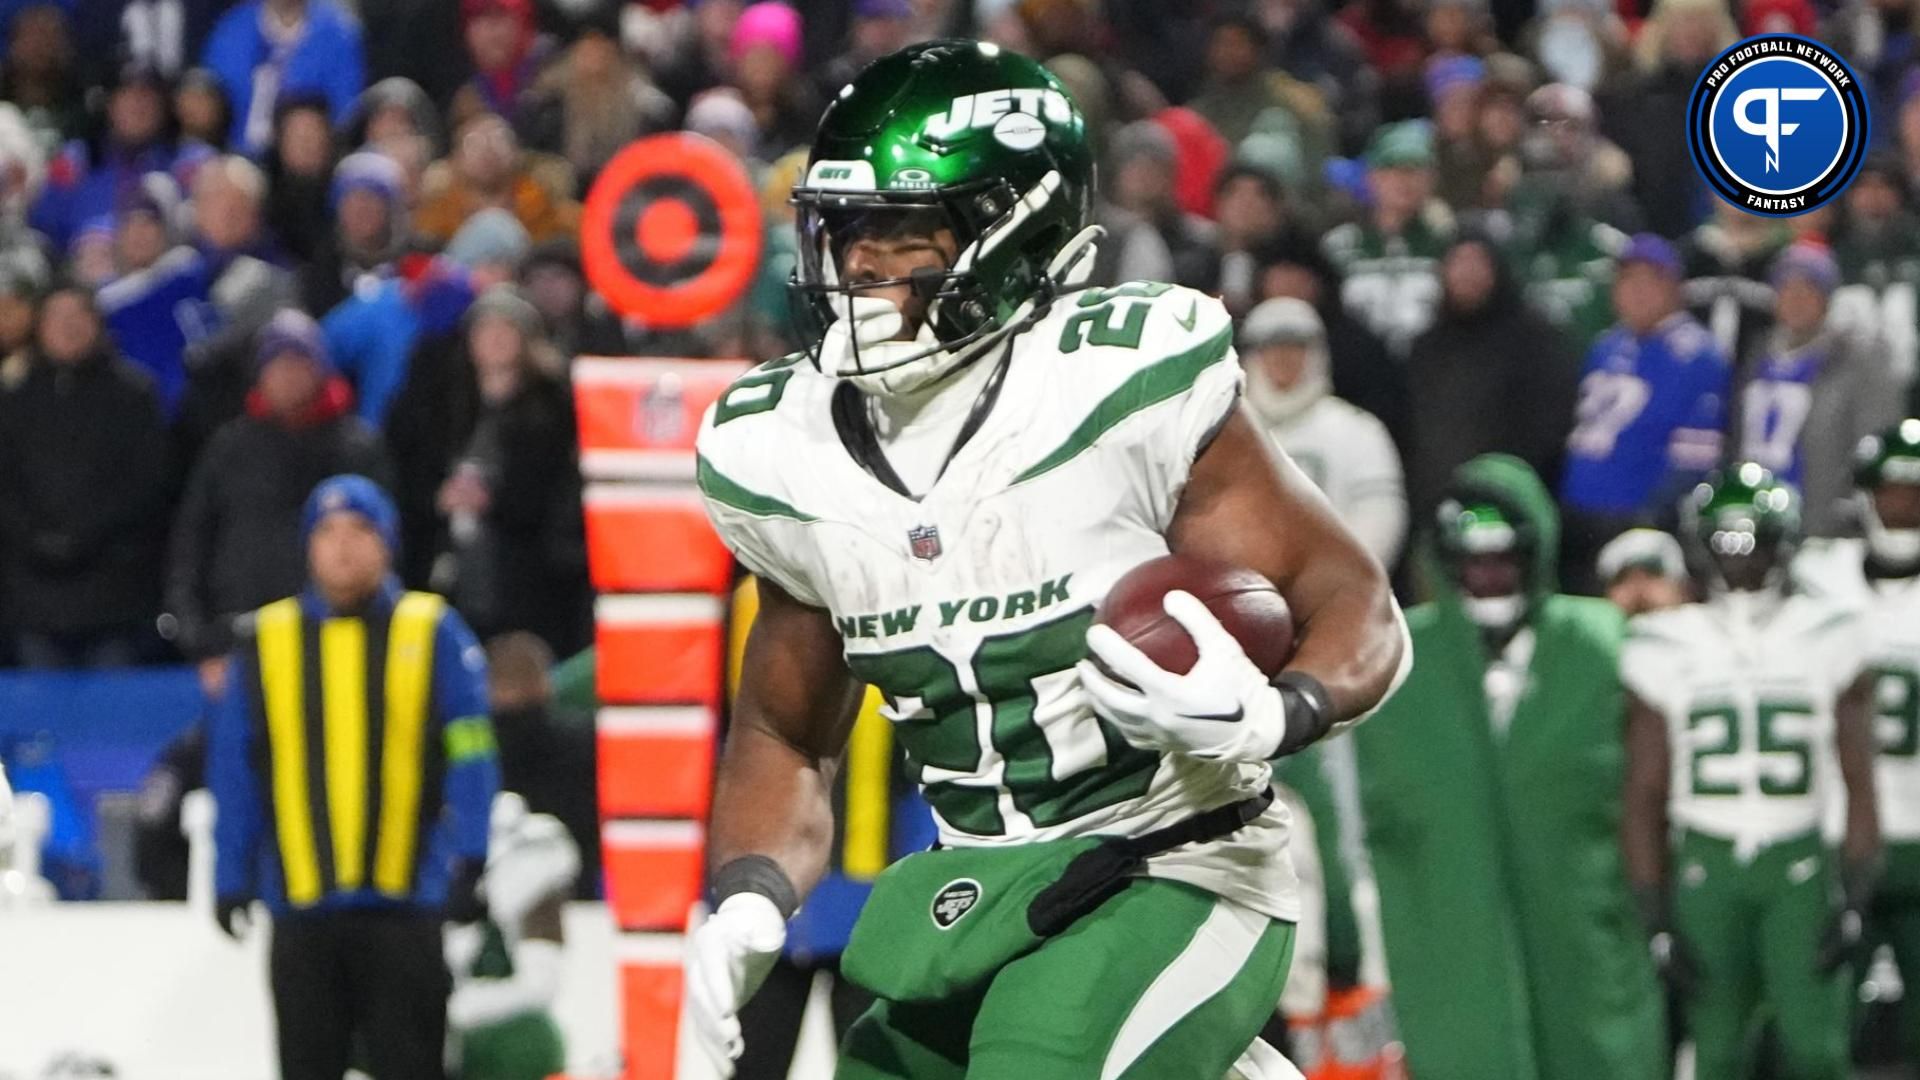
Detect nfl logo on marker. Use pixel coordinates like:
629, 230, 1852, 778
909, 524, 942, 561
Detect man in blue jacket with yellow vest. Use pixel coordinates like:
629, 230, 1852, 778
210, 473, 499, 1080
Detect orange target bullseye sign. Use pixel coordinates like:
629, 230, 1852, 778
581, 133, 763, 328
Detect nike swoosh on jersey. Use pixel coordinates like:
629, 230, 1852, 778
1175, 301, 1198, 332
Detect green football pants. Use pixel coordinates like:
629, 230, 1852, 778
1671, 829, 1850, 1080
1872, 840, 1920, 1065
835, 879, 1295, 1079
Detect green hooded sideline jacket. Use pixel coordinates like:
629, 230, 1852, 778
1351, 453, 1665, 1080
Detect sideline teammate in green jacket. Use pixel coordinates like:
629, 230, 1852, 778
1354, 453, 1665, 1080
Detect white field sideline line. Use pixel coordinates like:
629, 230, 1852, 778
616, 932, 687, 964
581, 449, 696, 481
603, 820, 705, 847
598, 706, 716, 736
595, 594, 724, 623
583, 482, 709, 508
574, 357, 750, 383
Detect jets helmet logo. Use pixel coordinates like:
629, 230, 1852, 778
922, 88, 1077, 145
931, 878, 981, 929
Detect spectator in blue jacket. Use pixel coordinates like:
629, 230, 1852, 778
209, 473, 497, 1080
201, 0, 365, 156
30, 62, 188, 253
1560, 232, 1731, 590
321, 207, 527, 428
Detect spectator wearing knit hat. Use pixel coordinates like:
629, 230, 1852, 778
0, 286, 170, 668
385, 285, 591, 655
30, 61, 186, 254
452, 0, 542, 133
165, 309, 390, 679
1095, 118, 1219, 290
726, 2, 822, 160
1426, 54, 1492, 210
299, 149, 408, 315
201, 0, 366, 155
1732, 243, 1908, 537
1323, 120, 1455, 357
322, 207, 528, 428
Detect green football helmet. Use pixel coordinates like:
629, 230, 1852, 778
1433, 496, 1536, 630
1683, 462, 1803, 593
791, 40, 1100, 395
1854, 418, 1920, 568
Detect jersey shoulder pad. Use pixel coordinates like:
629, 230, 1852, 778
695, 352, 829, 524
1792, 538, 1869, 600
1624, 606, 1701, 648
1029, 282, 1239, 420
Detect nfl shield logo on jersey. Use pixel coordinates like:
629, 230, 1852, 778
908, 524, 943, 561
931, 878, 981, 929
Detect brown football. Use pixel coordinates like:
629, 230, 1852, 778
1093, 554, 1296, 678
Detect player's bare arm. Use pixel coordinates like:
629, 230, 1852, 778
1620, 690, 1672, 897
1167, 406, 1406, 723
1834, 670, 1883, 873
707, 577, 866, 895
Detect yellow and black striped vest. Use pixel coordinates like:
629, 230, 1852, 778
247, 591, 486, 906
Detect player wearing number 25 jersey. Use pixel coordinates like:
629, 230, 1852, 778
1795, 420, 1920, 1067
1621, 464, 1879, 1080
683, 40, 1408, 1080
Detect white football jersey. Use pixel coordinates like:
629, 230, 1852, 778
697, 282, 1300, 920
1797, 539, 1920, 841
1622, 593, 1867, 856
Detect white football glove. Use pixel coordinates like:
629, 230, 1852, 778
1077, 590, 1293, 764
684, 892, 787, 1076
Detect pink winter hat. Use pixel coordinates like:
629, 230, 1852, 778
731, 3, 803, 69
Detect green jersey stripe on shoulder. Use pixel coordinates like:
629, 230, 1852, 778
696, 455, 817, 522
1013, 323, 1234, 485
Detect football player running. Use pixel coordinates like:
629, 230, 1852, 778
688, 41, 1408, 1079
1622, 464, 1880, 1080
1796, 419, 1920, 1069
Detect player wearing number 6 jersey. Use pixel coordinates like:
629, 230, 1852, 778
686, 40, 1408, 1080
1622, 464, 1879, 1080
1794, 420, 1920, 1069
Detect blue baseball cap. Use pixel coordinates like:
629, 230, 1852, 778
302, 475, 399, 555
1617, 232, 1682, 278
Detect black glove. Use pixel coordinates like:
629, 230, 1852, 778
444, 858, 485, 924
1649, 928, 1704, 997
215, 895, 253, 940
1815, 856, 1880, 974
1814, 905, 1866, 974
1635, 884, 1702, 997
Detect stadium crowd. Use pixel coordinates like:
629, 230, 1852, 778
0, 0, 1913, 671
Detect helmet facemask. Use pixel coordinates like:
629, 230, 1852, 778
791, 169, 1097, 396
1684, 466, 1802, 596
1435, 498, 1534, 634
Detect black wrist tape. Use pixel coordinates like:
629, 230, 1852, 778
711, 854, 800, 920
1270, 671, 1334, 757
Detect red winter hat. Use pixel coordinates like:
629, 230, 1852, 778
1152, 107, 1230, 220
1742, 0, 1815, 37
